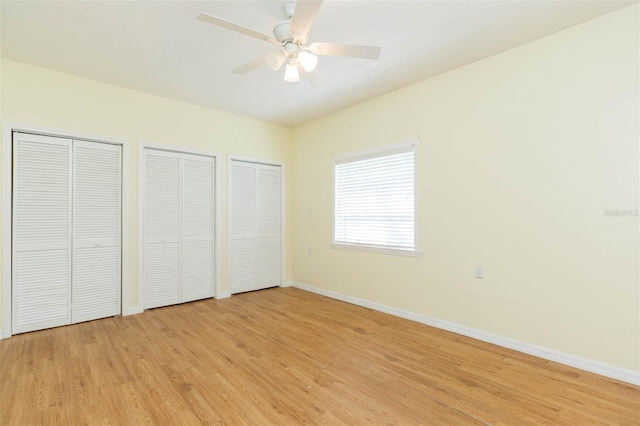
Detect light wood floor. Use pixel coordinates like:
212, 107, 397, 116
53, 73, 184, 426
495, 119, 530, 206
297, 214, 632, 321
1, 287, 638, 425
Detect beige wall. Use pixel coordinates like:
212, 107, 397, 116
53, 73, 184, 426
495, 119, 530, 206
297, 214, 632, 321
0, 59, 294, 323
291, 5, 639, 372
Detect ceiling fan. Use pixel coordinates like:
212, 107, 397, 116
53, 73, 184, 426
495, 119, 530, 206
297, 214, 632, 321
197, 0, 382, 82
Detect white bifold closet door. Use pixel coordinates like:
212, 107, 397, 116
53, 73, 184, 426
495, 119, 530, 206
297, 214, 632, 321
182, 154, 215, 302
143, 149, 214, 310
12, 133, 121, 334
13, 133, 72, 333
72, 141, 122, 323
230, 160, 281, 294
143, 150, 182, 309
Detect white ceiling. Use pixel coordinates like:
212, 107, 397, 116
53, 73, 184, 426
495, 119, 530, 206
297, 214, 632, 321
1, 1, 635, 127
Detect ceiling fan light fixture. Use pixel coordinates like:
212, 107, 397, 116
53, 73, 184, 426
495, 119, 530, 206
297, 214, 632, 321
297, 51, 318, 72
284, 58, 299, 82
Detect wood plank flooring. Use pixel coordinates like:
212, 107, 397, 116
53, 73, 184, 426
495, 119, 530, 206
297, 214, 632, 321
1, 287, 638, 425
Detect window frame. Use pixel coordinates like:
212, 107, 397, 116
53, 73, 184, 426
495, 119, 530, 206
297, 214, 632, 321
332, 139, 421, 257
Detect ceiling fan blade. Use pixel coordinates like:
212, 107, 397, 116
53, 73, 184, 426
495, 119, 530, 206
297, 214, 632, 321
231, 54, 270, 75
198, 12, 279, 45
309, 42, 382, 60
290, 0, 323, 42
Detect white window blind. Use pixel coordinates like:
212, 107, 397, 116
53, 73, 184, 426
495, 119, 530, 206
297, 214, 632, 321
334, 142, 416, 252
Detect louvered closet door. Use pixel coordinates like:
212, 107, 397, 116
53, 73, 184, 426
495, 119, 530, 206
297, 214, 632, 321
182, 154, 215, 302
12, 133, 72, 334
144, 149, 181, 309
230, 161, 257, 293
230, 160, 281, 294
256, 165, 281, 289
72, 141, 122, 323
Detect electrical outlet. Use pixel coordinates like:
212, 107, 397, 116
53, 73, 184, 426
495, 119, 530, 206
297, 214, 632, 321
474, 265, 484, 278
307, 247, 312, 255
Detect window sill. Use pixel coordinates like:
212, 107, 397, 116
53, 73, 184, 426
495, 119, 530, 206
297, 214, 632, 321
331, 243, 422, 257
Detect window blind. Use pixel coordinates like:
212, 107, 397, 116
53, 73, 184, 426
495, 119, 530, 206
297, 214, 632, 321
334, 143, 415, 251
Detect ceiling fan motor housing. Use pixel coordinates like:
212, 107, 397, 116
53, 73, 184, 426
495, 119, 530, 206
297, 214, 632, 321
273, 22, 292, 43
275, 2, 307, 44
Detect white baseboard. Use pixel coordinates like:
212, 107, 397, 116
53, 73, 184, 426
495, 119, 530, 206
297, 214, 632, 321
124, 306, 143, 316
0, 330, 3, 340
216, 292, 231, 300
281, 281, 294, 288
290, 281, 640, 386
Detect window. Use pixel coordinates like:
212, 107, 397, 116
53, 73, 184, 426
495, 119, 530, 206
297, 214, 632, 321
333, 141, 418, 255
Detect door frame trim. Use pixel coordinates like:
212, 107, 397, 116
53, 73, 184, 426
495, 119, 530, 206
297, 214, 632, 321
1, 122, 131, 339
